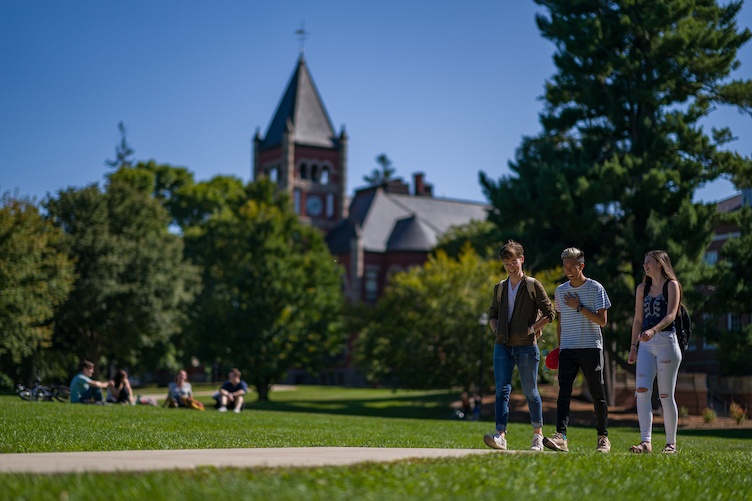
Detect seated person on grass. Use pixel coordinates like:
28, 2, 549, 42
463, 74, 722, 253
165, 370, 193, 408
70, 360, 112, 404
214, 368, 248, 413
106, 370, 135, 405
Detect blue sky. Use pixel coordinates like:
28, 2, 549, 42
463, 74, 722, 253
1, 1, 750, 205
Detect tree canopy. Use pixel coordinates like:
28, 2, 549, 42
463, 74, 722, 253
479, 0, 752, 358
183, 178, 346, 400
703, 207, 752, 375
363, 153, 396, 185
0, 193, 73, 385
355, 247, 499, 390
44, 176, 199, 375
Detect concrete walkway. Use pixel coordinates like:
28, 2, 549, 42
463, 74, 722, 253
0, 448, 503, 474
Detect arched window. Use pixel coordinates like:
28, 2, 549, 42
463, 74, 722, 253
320, 167, 330, 185
267, 166, 278, 183
311, 164, 320, 183
299, 162, 308, 180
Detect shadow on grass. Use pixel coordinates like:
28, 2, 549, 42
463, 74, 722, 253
247, 392, 460, 420
679, 428, 752, 439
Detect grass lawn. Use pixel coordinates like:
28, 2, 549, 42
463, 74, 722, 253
1, 385, 750, 500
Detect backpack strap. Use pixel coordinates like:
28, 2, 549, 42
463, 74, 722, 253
496, 278, 507, 305
526, 277, 537, 302
497, 277, 537, 304
662, 279, 681, 327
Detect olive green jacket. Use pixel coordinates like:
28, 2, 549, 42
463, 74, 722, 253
489, 275, 555, 346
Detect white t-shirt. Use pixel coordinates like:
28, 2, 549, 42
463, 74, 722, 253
555, 278, 611, 349
506, 279, 521, 322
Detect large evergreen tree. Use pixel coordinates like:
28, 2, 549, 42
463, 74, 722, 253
480, 1, 752, 359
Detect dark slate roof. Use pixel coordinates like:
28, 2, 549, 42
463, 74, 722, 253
327, 188, 488, 254
716, 193, 742, 213
387, 216, 436, 251
260, 55, 336, 150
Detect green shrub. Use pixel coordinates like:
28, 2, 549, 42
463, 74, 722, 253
678, 406, 689, 418
702, 407, 717, 423
729, 401, 747, 425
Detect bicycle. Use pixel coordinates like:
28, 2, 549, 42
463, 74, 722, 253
16, 378, 70, 402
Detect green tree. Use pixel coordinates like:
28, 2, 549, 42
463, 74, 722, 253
354, 246, 499, 391
434, 220, 498, 260
0, 193, 73, 386
703, 207, 752, 375
44, 178, 199, 374
105, 121, 135, 169
110, 161, 247, 230
479, 0, 752, 363
363, 153, 396, 185
185, 178, 345, 401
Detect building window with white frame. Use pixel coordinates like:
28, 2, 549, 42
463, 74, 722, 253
365, 269, 379, 303
727, 312, 742, 332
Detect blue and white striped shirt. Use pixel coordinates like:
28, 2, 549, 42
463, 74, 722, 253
555, 278, 611, 349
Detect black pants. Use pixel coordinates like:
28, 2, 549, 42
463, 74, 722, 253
556, 348, 608, 437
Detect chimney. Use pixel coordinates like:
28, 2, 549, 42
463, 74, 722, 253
413, 172, 424, 196
413, 172, 433, 197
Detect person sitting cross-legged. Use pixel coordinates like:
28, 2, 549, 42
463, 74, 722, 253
214, 368, 248, 413
70, 360, 112, 404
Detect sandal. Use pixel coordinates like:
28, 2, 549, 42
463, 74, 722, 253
662, 444, 677, 454
629, 441, 652, 454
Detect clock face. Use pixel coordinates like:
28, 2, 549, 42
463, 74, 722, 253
306, 195, 323, 217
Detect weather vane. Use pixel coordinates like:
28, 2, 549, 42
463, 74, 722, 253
295, 21, 308, 55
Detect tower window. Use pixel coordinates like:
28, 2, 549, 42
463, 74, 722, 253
293, 189, 301, 215
326, 193, 334, 218
299, 163, 308, 180
266, 165, 279, 183
320, 168, 330, 185
311, 164, 320, 183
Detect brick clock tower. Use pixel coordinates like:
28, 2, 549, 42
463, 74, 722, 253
253, 55, 348, 234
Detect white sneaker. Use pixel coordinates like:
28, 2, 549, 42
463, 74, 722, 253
531, 433, 544, 451
233, 407, 241, 414
483, 432, 507, 450
218, 406, 227, 412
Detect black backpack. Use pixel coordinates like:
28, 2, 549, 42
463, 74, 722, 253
662, 281, 692, 353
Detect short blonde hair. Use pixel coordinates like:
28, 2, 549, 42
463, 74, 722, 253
561, 247, 584, 264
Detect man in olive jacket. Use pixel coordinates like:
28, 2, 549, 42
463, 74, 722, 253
484, 240, 555, 451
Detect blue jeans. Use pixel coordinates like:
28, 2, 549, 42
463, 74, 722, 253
73, 387, 104, 404
493, 343, 543, 432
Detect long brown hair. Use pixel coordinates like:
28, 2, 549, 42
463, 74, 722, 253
643, 250, 682, 304
114, 370, 127, 387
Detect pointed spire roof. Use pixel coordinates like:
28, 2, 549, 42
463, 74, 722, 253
260, 55, 336, 150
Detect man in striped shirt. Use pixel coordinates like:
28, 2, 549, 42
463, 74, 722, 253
543, 247, 612, 453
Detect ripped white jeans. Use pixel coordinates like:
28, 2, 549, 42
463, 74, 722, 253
635, 330, 682, 445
